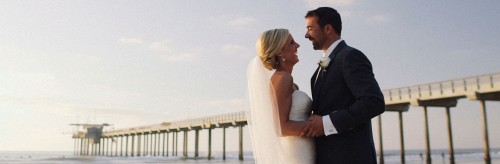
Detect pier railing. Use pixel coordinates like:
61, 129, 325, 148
383, 72, 499, 105
99, 111, 247, 137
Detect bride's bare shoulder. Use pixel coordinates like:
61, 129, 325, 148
271, 71, 293, 90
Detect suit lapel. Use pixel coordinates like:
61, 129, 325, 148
311, 41, 347, 107
331, 41, 346, 58
310, 67, 320, 113
310, 66, 320, 95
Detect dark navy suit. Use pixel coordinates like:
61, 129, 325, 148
311, 41, 385, 164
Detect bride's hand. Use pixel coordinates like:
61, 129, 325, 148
301, 115, 324, 137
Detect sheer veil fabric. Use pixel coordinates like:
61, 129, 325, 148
246, 56, 286, 163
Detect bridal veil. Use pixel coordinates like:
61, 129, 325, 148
246, 56, 286, 163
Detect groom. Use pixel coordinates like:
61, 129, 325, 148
301, 7, 385, 163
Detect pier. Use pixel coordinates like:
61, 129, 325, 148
71, 72, 499, 163
380, 72, 500, 164
71, 112, 247, 160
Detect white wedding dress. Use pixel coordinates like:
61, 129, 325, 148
247, 56, 315, 164
280, 90, 315, 164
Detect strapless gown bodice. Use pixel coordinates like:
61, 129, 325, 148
289, 90, 312, 121
280, 90, 315, 164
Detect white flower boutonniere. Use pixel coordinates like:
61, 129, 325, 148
318, 56, 331, 72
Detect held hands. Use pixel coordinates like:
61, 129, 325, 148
300, 114, 324, 137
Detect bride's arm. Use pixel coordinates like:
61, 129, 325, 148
271, 72, 308, 136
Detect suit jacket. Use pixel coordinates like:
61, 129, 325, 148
311, 41, 385, 164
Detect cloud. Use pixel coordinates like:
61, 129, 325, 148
160, 52, 197, 62
118, 37, 144, 44
227, 16, 258, 30
148, 40, 174, 52
0, 96, 91, 117
0, 95, 165, 119
0, 95, 174, 134
1, 72, 63, 97
149, 40, 198, 62
73, 53, 102, 63
222, 44, 248, 55
366, 14, 392, 23
208, 15, 261, 31
118, 38, 199, 62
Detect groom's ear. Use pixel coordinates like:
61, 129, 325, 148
324, 24, 334, 35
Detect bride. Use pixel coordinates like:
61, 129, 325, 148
247, 28, 315, 164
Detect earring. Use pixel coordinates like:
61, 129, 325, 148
281, 56, 286, 62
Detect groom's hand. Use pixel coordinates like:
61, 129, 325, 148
302, 115, 324, 137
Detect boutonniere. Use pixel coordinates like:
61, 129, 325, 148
318, 56, 331, 72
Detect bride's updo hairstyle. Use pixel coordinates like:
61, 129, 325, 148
256, 29, 289, 70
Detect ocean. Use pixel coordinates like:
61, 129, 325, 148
1, 149, 500, 164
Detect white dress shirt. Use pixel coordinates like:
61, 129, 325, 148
319, 39, 343, 136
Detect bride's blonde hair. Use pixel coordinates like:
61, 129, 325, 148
256, 29, 289, 70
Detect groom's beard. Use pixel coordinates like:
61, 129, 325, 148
312, 41, 321, 50
307, 37, 322, 50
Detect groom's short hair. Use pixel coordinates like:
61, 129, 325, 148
305, 7, 342, 36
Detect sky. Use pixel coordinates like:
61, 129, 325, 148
1, 0, 499, 152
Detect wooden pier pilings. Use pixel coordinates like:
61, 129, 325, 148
379, 72, 500, 164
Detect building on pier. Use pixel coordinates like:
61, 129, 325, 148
70, 123, 111, 156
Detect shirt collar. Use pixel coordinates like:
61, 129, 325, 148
323, 39, 343, 57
